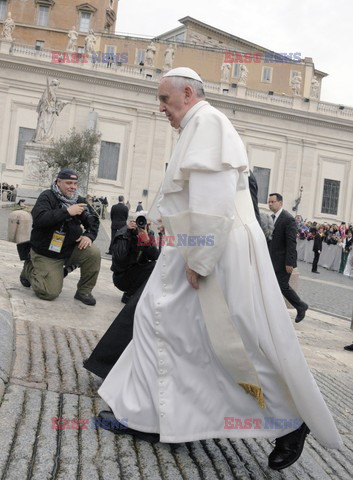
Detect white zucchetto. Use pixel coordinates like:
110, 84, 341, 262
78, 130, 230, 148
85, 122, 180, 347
162, 67, 203, 83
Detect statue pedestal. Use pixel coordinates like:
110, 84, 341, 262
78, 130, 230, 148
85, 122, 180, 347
236, 84, 247, 99
220, 82, 230, 94
20, 142, 52, 204
144, 68, 155, 80
0, 39, 12, 54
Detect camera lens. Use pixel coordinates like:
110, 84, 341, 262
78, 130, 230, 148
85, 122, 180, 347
136, 215, 147, 228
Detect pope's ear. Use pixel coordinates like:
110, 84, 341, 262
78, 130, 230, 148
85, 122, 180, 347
184, 85, 194, 102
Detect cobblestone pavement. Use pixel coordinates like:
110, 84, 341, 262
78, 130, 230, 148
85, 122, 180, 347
1, 208, 353, 479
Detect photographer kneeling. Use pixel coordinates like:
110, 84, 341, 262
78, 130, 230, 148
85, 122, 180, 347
111, 213, 159, 303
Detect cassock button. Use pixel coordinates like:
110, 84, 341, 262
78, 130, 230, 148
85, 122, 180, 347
160, 413, 165, 418
159, 349, 163, 353
156, 321, 160, 325
155, 331, 159, 335
159, 380, 163, 384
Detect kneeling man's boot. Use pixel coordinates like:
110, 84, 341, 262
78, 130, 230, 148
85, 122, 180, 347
268, 422, 310, 470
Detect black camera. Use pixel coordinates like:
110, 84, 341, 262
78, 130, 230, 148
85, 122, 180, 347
136, 215, 147, 229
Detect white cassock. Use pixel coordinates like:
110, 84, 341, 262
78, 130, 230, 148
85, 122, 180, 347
99, 101, 342, 448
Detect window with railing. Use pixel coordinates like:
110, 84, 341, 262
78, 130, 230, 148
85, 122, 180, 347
253, 166, 271, 204
16, 128, 36, 166
261, 67, 273, 83
233, 64, 240, 78
0, 0, 7, 20
98, 141, 120, 180
79, 11, 91, 33
321, 179, 340, 215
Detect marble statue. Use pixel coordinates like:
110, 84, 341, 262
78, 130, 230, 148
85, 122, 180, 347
238, 64, 248, 85
310, 75, 320, 99
33, 79, 68, 143
291, 72, 302, 96
84, 30, 96, 53
2, 12, 15, 41
67, 26, 78, 52
221, 62, 231, 83
145, 42, 156, 67
163, 44, 175, 70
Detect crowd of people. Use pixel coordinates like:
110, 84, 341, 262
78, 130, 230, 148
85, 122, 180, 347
295, 216, 353, 275
0, 182, 17, 202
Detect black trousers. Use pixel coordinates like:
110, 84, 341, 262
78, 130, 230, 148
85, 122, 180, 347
112, 261, 155, 296
275, 269, 304, 311
312, 252, 320, 272
83, 282, 146, 379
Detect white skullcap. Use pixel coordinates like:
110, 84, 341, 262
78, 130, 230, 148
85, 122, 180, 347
162, 67, 203, 83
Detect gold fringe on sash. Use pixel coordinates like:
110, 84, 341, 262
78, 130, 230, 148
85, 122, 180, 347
239, 383, 266, 409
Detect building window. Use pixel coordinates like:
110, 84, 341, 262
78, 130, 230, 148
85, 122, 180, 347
321, 179, 340, 215
253, 166, 271, 204
233, 64, 240, 78
16, 128, 36, 166
79, 11, 91, 33
35, 40, 45, 51
0, 0, 7, 20
136, 49, 145, 65
261, 67, 273, 83
98, 141, 120, 180
37, 5, 49, 26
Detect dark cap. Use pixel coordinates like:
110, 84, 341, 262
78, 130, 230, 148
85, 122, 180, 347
57, 168, 78, 180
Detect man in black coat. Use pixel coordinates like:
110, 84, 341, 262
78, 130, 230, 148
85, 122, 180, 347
106, 195, 129, 255
311, 227, 323, 274
268, 193, 308, 323
19, 168, 101, 305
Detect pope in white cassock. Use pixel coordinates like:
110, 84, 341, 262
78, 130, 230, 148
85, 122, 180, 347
98, 67, 342, 471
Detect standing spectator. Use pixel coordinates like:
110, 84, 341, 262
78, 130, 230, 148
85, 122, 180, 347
268, 193, 308, 323
136, 201, 144, 212
106, 196, 128, 255
311, 226, 323, 274
126, 200, 131, 211
339, 230, 353, 273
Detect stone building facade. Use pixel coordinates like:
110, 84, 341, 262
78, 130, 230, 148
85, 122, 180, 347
0, 2, 353, 222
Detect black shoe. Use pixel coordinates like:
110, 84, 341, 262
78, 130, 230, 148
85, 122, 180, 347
96, 411, 159, 444
295, 303, 308, 323
268, 422, 310, 470
344, 343, 353, 351
74, 291, 96, 306
63, 263, 80, 278
20, 275, 31, 288
121, 292, 131, 304
311, 271, 320, 274
105, 252, 112, 255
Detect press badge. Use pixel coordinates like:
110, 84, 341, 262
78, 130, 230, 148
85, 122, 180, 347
48, 231, 66, 253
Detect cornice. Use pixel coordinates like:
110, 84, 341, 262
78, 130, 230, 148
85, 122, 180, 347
208, 97, 353, 133
1, 56, 352, 134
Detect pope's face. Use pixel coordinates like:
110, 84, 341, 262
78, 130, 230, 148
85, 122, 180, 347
56, 179, 78, 198
158, 78, 190, 129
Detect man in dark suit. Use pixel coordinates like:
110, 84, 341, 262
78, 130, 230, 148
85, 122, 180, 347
106, 195, 129, 255
268, 193, 308, 323
311, 226, 323, 274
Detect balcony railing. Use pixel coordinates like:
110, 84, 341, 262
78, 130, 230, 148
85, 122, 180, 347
2, 41, 353, 120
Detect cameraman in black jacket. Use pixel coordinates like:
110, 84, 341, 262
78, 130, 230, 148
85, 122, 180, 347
111, 214, 159, 303
20, 168, 101, 305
